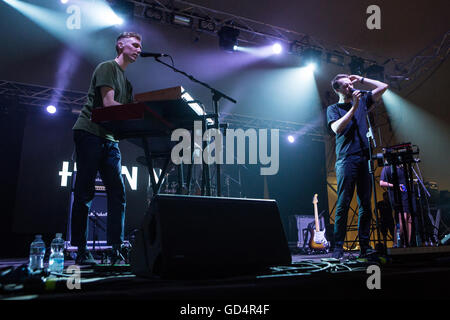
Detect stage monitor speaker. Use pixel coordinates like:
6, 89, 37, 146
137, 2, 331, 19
130, 194, 291, 279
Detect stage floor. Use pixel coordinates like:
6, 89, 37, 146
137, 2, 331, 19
1, 247, 450, 305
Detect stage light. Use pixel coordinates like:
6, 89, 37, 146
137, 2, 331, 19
108, 0, 134, 25
306, 63, 316, 72
47, 105, 57, 114
4, 0, 131, 42
382, 90, 449, 179
272, 43, 282, 54
300, 48, 322, 69
287, 135, 295, 143
348, 56, 365, 75
199, 18, 215, 32
115, 16, 124, 25
172, 14, 192, 27
102, 11, 124, 25
233, 43, 284, 57
144, 6, 163, 21
60, 0, 69, 4
218, 26, 240, 52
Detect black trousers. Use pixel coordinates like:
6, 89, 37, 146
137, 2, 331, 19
70, 130, 126, 248
334, 154, 372, 250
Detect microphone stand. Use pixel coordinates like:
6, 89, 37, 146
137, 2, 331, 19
88, 211, 106, 251
403, 161, 424, 246
412, 165, 435, 245
154, 56, 237, 197
412, 165, 430, 198
366, 112, 387, 253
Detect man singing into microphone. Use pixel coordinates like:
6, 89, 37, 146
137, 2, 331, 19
71, 32, 142, 265
327, 74, 388, 259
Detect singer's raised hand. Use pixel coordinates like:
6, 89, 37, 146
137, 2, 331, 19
349, 75, 362, 84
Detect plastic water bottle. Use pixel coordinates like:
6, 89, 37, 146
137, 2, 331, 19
48, 233, 65, 274
29, 235, 46, 272
396, 224, 401, 248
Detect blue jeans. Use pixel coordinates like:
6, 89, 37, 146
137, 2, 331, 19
334, 154, 372, 250
71, 130, 126, 248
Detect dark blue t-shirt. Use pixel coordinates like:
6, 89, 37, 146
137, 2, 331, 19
326, 91, 373, 159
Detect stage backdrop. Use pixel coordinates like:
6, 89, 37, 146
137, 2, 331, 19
10, 108, 328, 243
12, 109, 149, 238
235, 135, 329, 242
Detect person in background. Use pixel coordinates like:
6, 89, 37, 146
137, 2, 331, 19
380, 165, 415, 247
377, 191, 396, 246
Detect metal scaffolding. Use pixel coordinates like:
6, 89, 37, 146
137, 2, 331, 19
131, 0, 381, 61
388, 31, 450, 92
0, 80, 86, 113
130, 1, 449, 94
0, 79, 325, 138
220, 112, 325, 138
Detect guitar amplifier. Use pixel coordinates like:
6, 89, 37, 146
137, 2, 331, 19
66, 193, 109, 250
294, 215, 325, 248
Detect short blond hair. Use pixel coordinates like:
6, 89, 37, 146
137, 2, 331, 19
115, 32, 142, 55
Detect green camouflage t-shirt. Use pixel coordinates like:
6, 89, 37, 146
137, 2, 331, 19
73, 60, 133, 141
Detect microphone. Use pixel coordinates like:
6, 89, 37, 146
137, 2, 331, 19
350, 88, 369, 95
139, 52, 169, 58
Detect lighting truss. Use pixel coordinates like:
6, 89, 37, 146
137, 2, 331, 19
0, 80, 325, 137
386, 31, 450, 91
130, 0, 380, 63
0, 80, 86, 113
130, 1, 449, 93
220, 112, 325, 139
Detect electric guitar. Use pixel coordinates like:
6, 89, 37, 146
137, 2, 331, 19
309, 194, 329, 250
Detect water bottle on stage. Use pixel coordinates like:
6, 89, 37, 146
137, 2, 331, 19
48, 233, 65, 274
29, 235, 46, 272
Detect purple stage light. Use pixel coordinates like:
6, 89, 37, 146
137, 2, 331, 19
272, 43, 282, 54
46, 105, 56, 114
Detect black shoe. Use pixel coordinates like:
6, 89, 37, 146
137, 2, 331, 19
331, 248, 344, 259
358, 247, 376, 259
75, 250, 97, 266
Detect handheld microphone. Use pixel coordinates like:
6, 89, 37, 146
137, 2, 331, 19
350, 88, 368, 95
139, 52, 169, 58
